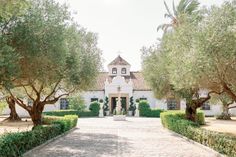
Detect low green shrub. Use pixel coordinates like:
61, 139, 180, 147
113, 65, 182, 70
138, 100, 163, 117
89, 101, 100, 116
43, 110, 97, 117
160, 111, 236, 157
78, 111, 97, 117
43, 110, 78, 116
161, 110, 205, 125
0, 115, 78, 157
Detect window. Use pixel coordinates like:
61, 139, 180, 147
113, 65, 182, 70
112, 68, 117, 74
91, 98, 98, 102
60, 98, 69, 110
167, 99, 178, 110
140, 97, 147, 101
201, 102, 210, 110
121, 68, 126, 74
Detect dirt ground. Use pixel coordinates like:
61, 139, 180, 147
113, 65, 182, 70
0, 115, 33, 135
202, 117, 236, 136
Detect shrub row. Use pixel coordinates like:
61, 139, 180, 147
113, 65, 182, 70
139, 100, 164, 117
43, 110, 98, 117
160, 111, 236, 157
0, 115, 78, 157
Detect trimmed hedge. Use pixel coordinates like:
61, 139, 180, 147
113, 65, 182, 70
89, 101, 100, 116
139, 100, 164, 117
161, 111, 236, 157
0, 115, 78, 157
43, 110, 97, 117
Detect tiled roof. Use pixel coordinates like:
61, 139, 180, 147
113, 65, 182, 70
108, 55, 131, 66
87, 72, 151, 91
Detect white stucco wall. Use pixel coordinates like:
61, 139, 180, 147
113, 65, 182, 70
105, 76, 133, 97
2, 98, 60, 117
133, 91, 157, 108
82, 91, 105, 108
108, 65, 131, 76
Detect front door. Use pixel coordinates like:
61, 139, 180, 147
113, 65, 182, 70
111, 97, 127, 114
111, 97, 117, 114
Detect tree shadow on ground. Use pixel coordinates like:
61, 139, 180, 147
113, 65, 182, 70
32, 129, 132, 157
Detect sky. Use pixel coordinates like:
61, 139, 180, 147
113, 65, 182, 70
57, 0, 225, 71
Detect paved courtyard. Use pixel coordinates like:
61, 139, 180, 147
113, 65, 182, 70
26, 117, 220, 157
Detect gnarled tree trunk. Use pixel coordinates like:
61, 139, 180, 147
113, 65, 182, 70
4, 96, 21, 121
29, 102, 44, 127
185, 103, 197, 122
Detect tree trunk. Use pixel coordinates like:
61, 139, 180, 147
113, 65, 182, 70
29, 103, 44, 128
185, 103, 197, 122
218, 104, 231, 120
4, 96, 21, 122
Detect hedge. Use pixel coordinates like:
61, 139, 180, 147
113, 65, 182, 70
139, 100, 164, 117
161, 111, 236, 157
0, 115, 78, 157
89, 101, 100, 115
43, 110, 98, 117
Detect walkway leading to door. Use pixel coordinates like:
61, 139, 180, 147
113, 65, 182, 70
26, 117, 219, 157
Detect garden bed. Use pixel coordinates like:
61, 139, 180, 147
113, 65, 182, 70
161, 111, 236, 157
202, 117, 236, 136
0, 115, 78, 157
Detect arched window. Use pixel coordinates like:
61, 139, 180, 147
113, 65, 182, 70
121, 68, 126, 74
112, 68, 117, 74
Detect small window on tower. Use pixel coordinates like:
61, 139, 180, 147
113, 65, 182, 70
112, 68, 117, 74
121, 68, 126, 74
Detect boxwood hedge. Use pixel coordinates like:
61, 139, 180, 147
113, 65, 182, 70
161, 111, 236, 157
0, 115, 78, 157
139, 100, 164, 117
43, 110, 98, 117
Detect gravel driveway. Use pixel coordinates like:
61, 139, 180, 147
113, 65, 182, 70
26, 117, 220, 157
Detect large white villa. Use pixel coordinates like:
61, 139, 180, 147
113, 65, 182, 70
3, 56, 236, 116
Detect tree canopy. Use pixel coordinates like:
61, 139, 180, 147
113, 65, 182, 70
142, 0, 236, 121
1, 0, 101, 126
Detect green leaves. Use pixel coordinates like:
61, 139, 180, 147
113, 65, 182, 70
143, 1, 236, 102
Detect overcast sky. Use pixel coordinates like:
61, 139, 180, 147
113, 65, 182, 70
57, 0, 225, 71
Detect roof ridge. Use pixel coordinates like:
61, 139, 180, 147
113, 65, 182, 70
108, 55, 130, 66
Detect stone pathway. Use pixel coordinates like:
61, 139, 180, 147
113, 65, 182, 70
27, 117, 220, 157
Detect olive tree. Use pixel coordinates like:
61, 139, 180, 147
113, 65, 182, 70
6, 0, 101, 126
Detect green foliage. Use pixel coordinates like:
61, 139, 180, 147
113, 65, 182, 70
43, 110, 97, 117
0, 0, 28, 20
0, 115, 77, 157
89, 101, 100, 116
138, 100, 164, 117
43, 110, 78, 117
161, 111, 205, 125
129, 97, 135, 111
103, 96, 109, 111
2, 0, 101, 125
138, 100, 150, 116
160, 111, 236, 157
68, 96, 86, 112
157, 0, 200, 32
0, 101, 7, 114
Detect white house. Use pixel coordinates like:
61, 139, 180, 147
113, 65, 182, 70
3, 55, 236, 116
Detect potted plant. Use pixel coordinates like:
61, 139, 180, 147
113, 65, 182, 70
135, 98, 140, 117
128, 97, 135, 116
99, 99, 104, 117
103, 97, 109, 116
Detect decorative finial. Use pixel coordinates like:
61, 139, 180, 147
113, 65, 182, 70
117, 50, 123, 56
